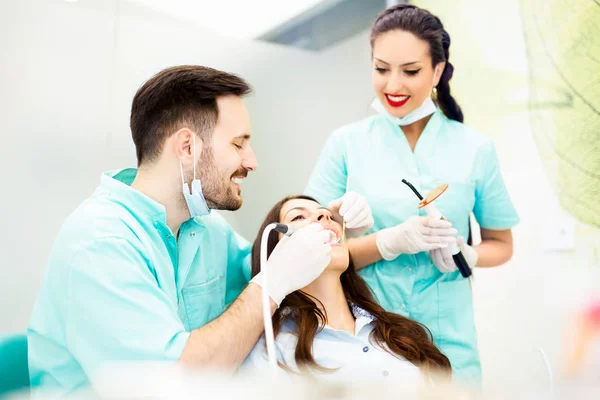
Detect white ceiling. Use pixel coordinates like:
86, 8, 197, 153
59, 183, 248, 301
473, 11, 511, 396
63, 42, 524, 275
126, 0, 331, 39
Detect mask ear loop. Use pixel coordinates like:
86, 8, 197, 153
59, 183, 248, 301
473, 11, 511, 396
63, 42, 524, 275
192, 134, 197, 182
180, 133, 197, 191
180, 162, 186, 187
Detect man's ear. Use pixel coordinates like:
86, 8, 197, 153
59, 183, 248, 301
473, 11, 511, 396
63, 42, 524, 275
171, 128, 203, 167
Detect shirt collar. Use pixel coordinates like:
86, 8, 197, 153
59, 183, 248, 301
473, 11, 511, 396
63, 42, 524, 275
349, 302, 376, 335
100, 168, 167, 222
412, 109, 444, 159
349, 302, 375, 322
279, 302, 376, 320
279, 302, 376, 336
378, 108, 445, 159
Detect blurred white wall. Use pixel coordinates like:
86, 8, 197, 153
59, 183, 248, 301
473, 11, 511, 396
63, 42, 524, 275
1, 0, 598, 393
0, 0, 373, 332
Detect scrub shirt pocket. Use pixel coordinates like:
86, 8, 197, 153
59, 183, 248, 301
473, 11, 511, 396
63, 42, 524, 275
182, 276, 224, 331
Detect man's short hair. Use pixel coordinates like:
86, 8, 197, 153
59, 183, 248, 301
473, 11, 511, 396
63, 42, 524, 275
130, 65, 252, 165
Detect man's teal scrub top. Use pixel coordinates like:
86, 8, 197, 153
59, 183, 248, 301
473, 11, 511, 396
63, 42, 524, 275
27, 169, 251, 394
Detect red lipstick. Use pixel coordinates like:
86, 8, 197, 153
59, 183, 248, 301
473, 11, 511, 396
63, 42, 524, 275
385, 94, 410, 108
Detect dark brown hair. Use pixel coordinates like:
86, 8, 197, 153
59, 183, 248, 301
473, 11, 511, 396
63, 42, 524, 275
251, 195, 451, 378
371, 4, 463, 122
130, 65, 252, 165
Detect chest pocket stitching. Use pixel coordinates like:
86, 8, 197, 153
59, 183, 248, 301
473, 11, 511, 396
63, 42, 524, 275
182, 275, 223, 330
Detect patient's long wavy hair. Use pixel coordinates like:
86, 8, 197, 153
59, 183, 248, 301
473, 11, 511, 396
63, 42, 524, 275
251, 195, 451, 378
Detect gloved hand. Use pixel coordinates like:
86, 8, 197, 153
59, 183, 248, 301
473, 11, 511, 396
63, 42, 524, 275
429, 236, 478, 273
375, 216, 458, 261
327, 192, 374, 238
251, 223, 331, 306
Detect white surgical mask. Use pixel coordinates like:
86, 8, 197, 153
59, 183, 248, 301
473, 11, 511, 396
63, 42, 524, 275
371, 96, 437, 126
180, 135, 210, 219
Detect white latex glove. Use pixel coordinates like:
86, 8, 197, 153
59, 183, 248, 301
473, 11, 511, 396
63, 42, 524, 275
251, 223, 331, 306
327, 191, 374, 238
375, 216, 458, 261
429, 236, 478, 273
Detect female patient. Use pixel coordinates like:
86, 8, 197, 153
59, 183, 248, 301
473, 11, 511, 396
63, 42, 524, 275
243, 195, 451, 384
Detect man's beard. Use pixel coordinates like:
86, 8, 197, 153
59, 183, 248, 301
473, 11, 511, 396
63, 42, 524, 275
195, 147, 245, 211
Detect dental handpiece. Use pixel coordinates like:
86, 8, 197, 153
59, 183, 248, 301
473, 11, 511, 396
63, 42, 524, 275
273, 223, 296, 236
401, 179, 472, 278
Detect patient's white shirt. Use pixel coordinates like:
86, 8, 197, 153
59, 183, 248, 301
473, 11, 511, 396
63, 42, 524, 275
242, 304, 422, 386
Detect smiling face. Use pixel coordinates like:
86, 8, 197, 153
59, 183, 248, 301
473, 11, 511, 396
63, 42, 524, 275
279, 198, 350, 272
372, 29, 444, 118
197, 95, 257, 210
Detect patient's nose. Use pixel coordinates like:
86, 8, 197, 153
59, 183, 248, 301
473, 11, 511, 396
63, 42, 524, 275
310, 210, 332, 227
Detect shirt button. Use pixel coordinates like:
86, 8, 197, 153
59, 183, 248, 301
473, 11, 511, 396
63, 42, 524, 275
190, 232, 196, 237
166, 234, 172, 239
400, 303, 407, 310
362, 346, 369, 353
383, 371, 389, 377
407, 266, 412, 272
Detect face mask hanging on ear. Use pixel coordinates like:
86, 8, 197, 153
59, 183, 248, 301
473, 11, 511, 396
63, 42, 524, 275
180, 134, 210, 219
371, 66, 439, 126
371, 97, 437, 126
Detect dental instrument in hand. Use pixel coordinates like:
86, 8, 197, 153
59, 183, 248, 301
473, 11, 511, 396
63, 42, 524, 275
401, 179, 472, 278
259, 224, 280, 371
259, 223, 341, 371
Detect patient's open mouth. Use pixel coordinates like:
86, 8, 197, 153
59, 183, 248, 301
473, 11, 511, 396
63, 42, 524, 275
326, 229, 342, 245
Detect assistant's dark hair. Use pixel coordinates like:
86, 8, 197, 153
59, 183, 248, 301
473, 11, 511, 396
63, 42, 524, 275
371, 4, 463, 122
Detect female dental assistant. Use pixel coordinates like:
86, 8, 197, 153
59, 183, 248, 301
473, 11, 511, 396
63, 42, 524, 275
305, 4, 519, 385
